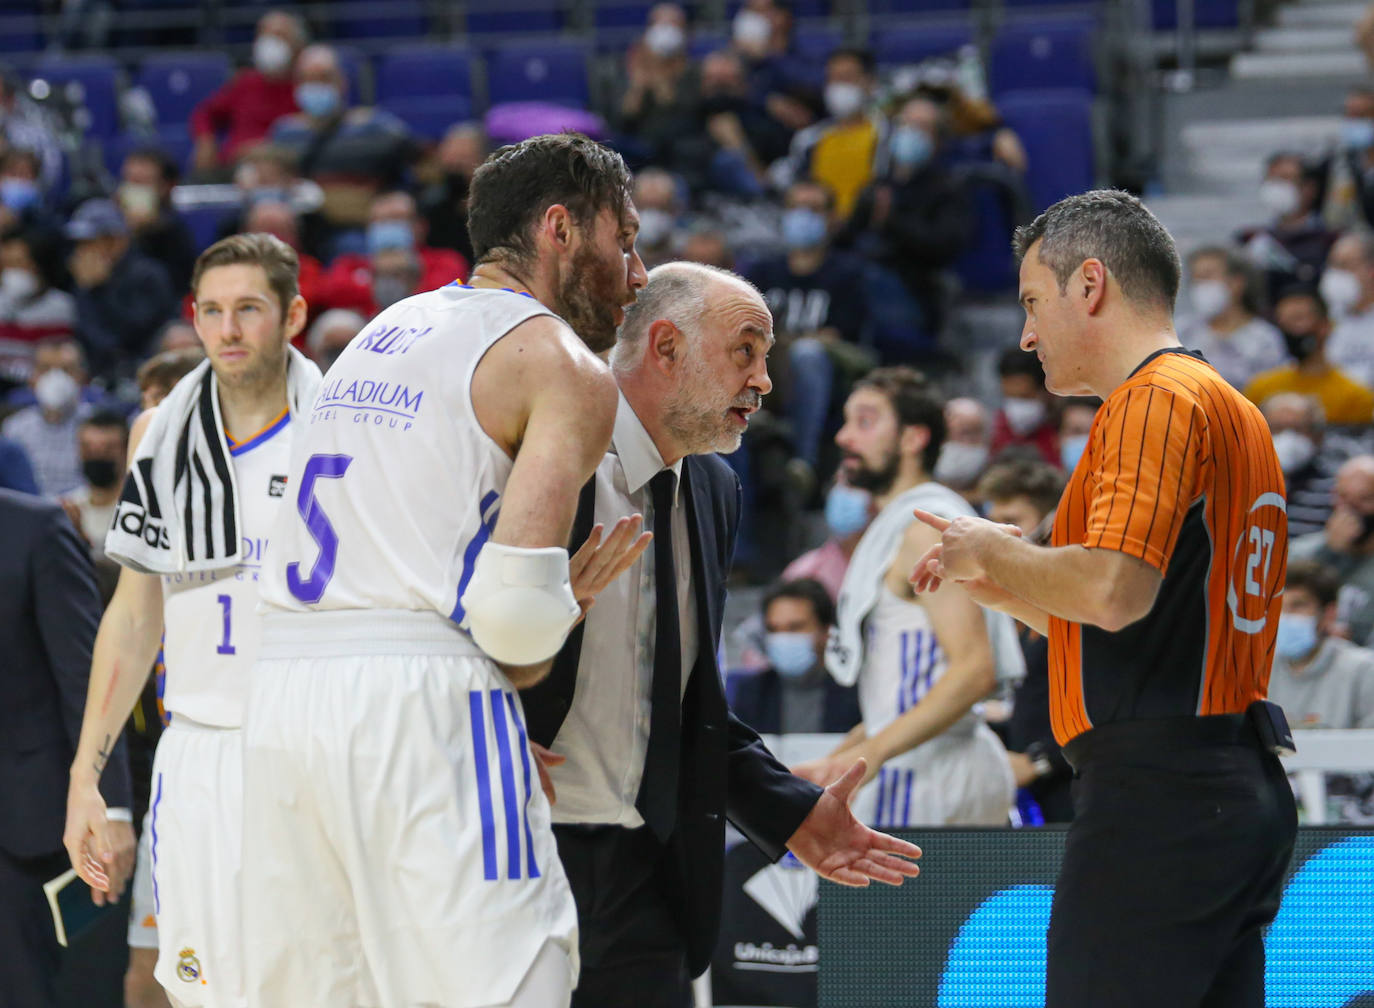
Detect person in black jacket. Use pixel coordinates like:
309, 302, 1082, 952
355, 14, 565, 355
522, 262, 920, 1008
0, 488, 133, 1005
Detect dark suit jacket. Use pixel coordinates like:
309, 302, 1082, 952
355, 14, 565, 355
0, 489, 130, 859
725, 666, 863, 736
523, 453, 823, 977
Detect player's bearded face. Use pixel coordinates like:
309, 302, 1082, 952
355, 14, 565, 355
842, 438, 900, 494
557, 230, 630, 355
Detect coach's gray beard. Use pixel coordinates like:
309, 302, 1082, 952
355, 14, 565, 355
663, 351, 757, 456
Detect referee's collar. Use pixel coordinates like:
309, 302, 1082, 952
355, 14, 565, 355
1128, 345, 1205, 378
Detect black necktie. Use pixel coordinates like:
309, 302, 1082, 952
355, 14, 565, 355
636, 469, 681, 841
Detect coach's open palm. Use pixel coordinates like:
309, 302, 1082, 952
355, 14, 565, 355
568, 515, 652, 618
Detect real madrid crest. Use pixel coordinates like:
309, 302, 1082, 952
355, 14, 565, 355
177, 947, 201, 983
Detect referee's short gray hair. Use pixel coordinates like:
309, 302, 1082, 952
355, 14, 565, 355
611, 261, 752, 373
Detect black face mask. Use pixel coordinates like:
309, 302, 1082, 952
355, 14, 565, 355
1280, 328, 1319, 361
82, 457, 120, 489
1361, 511, 1374, 544
700, 94, 749, 119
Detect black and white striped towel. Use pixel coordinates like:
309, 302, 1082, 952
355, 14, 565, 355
105, 345, 321, 574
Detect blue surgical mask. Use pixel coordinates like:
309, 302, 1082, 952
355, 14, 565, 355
1343, 117, 1374, 151
890, 125, 932, 168
764, 632, 817, 679
0, 177, 39, 211
295, 82, 341, 119
1060, 433, 1089, 472
825, 483, 871, 537
366, 219, 415, 255
1275, 612, 1318, 662
781, 208, 827, 251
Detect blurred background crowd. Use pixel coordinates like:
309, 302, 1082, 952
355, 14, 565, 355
1, 0, 1373, 858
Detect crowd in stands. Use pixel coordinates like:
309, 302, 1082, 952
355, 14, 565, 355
1, 0, 1373, 851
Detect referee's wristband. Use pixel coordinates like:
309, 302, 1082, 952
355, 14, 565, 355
106, 807, 133, 823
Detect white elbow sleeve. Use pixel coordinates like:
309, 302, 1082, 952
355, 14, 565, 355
460, 542, 580, 666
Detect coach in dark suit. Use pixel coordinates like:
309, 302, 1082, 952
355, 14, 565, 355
521, 262, 920, 1008
0, 489, 133, 1005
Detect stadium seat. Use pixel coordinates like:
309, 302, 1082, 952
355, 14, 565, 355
31, 56, 121, 141
375, 44, 476, 107
103, 125, 195, 177
871, 20, 973, 66
869, 0, 971, 16
135, 52, 232, 128
995, 88, 1095, 212
380, 95, 474, 141
0, 13, 42, 53
951, 163, 1031, 295
334, 46, 369, 108
466, 0, 563, 37
178, 199, 238, 255
1151, 0, 1239, 29
330, 1, 429, 40
485, 40, 591, 108
793, 23, 844, 62
593, 0, 657, 31
687, 29, 729, 59
988, 17, 1096, 96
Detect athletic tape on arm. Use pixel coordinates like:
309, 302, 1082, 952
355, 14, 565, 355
460, 542, 580, 666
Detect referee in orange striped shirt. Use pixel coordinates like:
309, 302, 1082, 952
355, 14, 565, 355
912, 190, 1297, 1007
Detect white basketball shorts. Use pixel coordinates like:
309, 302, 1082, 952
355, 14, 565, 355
126, 811, 158, 950
859, 722, 1015, 827
241, 609, 579, 1008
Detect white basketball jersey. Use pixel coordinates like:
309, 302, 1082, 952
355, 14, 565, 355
161, 413, 295, 727
258, 285, 556, 620
859, 587, 978, 744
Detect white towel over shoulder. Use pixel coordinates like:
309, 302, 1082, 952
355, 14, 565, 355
106, 346, 321, 574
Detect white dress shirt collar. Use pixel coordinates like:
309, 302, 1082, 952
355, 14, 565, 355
613, 390, 683, 501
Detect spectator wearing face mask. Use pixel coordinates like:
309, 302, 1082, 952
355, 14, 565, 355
0, 225, 75, 391
241, 199, 326, 331
318, 190, 467, 316
688, 49, 792, 198
1265, 392, 1358, 542
190, 9, 305, 175
1245, 286, 1374, 426
742, 179, 871, 473
1322, 232, 1374, 387
631, 167, 683, 269
1056, 396, 1099, 474
0, 148, 52, 234
305, 307, 365, 373
727, 578, 861, 735
781, 478, 873, 601
367, 247, 421, 315
65, 198, 177, 381
1179, 245, 1284, 390
59, 410, 127, 601
117, 146, 196, 293
619, 3, 700, 169
419, 123, 488, 266
1320, 84, 1374, 232
1291, 455, 1374, 646
837, 95, 971, 337
932, 396, 990, 493
0, 72, 62, 193
728, 0, 815, 137
1, 338, 93, 496
1238, 152, 1336, 301
1267, 558, 1374, 822
990, 348, 1058, 467
776, 48, 885, 219
270, 45, 418, 253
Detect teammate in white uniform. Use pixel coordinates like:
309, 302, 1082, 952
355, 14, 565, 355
795, 367, 1016, 826
64, 234, 312, 1008
240, 133, 650, 1008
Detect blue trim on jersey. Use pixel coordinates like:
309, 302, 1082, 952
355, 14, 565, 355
469, 692, 499, 881
227, 411, 291, 457
506, 692, 542, 879
489, 689, 523, 880
448, 283, 535, 299
451, 491, 501, 625
150, 772, 163, 914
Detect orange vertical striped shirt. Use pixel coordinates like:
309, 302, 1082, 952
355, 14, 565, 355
1048, 349, 1287, 746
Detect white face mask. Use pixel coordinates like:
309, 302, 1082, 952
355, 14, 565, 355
33, 367, 79, 413
824, 81, 866, 119
1188, 280, 1231, 321
644, 22, 685, 56
1319, 268, 1362, 318
253, 33, 294, 76
636, 207, 674, 248
1258, 179, 1300, 218
1002, 396, 1047, 436
1271, 429, 1316, 474
0, 267, 38, 301
933, 441, 989, 487
732, 10, 772, 49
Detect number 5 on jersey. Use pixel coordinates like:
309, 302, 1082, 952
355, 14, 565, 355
287, 453, 354, 604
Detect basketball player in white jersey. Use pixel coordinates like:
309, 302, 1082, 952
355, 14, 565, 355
795, 367, 1018, 827
240, 133, 651, 1008
64, 234, 315, 1008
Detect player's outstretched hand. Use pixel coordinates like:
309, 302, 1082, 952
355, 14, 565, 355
569, 516, 653, 618
64, 779, 117, 904
787, 759, 922, 888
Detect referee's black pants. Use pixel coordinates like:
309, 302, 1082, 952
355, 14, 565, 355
1047, 716, 1297, 1008
554, 823, 693, 1008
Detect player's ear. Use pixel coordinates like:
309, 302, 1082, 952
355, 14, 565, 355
543, 204, 574, 251
901, 423, 929, 463
1081, 258, 1107, 315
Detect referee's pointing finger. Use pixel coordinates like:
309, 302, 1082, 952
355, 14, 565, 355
912, 508, 949, 533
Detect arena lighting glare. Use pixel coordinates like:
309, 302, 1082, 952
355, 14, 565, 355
819, 829, 1374, 1008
